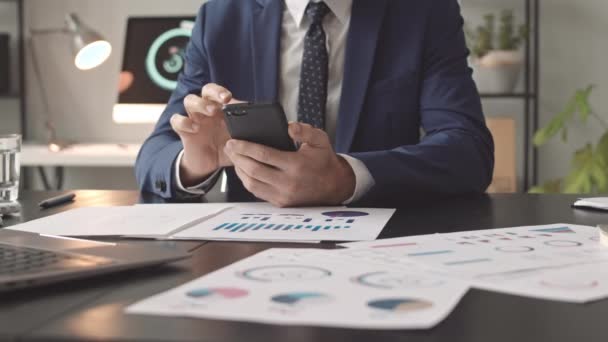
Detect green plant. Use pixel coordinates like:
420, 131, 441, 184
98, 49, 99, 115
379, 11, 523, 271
466, 9, 528, 59
498, 10, 528, 50
531, 86, 608, 194
467, 14, 495, 59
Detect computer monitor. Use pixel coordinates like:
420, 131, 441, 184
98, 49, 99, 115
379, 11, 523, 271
113, 17, 196, 124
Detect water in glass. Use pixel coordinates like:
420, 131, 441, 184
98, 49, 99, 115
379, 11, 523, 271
0, 135, 21, 202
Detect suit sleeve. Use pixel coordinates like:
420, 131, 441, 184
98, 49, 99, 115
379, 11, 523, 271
135, 5, 213, 198
350, 0, 495, 203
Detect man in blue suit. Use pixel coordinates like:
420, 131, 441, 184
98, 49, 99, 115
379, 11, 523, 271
136, 0, 495, 207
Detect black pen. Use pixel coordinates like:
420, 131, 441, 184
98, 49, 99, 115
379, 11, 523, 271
39, 193, 76, 209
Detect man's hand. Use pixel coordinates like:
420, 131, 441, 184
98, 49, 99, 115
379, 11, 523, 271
224, 123, 356, 207
170, 83, 239, 187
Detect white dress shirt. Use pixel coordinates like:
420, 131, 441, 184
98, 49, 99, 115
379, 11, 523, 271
176, 0, 375, 203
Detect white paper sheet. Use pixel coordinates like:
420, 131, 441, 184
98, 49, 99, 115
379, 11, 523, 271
173, 203, 395, 242
435, 224, 605, 276
342, 224, 608, 303
472, 261, 608, 303
127, 248, 469, 329
8, 204, 230, 238
573, 197, 608, 211
341, 224, 604, 275
339, 234, 438, 249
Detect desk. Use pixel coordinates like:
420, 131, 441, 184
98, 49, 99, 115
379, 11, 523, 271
2, 191, 608, 342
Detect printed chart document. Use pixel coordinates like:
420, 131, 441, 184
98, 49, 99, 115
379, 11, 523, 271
9, 204, 230, 238
173, 203, 396, 242
126, 223, 608, 329
127, 248, 469, 330
342, 224, 608, 303
8, 203, 395, 243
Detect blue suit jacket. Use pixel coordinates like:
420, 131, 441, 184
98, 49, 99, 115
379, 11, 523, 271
136, 0, 495, 204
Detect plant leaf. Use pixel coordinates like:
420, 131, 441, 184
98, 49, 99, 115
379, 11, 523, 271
575, 85, 594, 123
590, 162, 608, 193
597, 131, 608, 158
563, 144, 595, 194
592, 131, 608, 193
529, 179, 562, 194
534, 97, 577, 146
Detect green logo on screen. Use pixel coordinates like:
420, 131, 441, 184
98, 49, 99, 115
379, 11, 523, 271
146, 21, 194, 91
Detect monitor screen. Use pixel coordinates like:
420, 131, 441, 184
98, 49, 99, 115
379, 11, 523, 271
114, 17, 196, 124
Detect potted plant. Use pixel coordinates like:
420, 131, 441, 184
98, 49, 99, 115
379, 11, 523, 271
531, 86, 608, 194
466, 10, 528, 94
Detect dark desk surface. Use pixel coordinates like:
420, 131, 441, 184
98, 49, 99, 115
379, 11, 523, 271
2, 191, 608, 342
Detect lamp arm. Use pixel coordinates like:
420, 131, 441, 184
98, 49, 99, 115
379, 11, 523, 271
27, 34, 58, 144
29, 28, 69, 36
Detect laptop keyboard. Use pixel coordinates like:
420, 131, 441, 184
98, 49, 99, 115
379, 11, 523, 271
0, 243, 112, 276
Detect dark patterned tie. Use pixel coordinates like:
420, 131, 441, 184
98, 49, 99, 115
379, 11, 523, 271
297, 1, 331, 130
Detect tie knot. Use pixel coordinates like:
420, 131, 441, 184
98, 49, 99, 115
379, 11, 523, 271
305, 1, 330, 24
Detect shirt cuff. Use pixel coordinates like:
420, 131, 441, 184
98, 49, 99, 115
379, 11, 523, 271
338, 154, 376, 205
174, 150, 222, 195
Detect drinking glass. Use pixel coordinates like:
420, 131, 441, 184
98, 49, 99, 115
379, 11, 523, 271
0, 134, 21, 202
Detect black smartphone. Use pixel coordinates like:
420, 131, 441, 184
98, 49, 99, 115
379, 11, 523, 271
223, 102, 297, 152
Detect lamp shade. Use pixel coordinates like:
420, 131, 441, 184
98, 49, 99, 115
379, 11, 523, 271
65, 13, 112, 70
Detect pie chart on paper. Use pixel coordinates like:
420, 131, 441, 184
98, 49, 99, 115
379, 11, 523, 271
185, 287, 249, 300
367, 298, 434, 313
322, 211, 370, 218
271, 292, 332, 306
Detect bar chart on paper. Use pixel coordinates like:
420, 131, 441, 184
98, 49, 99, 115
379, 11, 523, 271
212, 211, 366, 233
172, 204, 396, 243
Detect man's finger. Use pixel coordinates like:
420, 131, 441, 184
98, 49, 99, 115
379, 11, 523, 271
234, 166, 277, 202
201, 83, 232, 104
228, 99, 247, 105
228, 149, 282, 185
288, 122, 331, 148
183, 94, 204, 120
225, 139, 290, 169
184, 94, 224, 119
170, 114, 200, 134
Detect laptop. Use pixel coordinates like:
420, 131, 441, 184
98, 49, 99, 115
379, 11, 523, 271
0, 229, 189, 292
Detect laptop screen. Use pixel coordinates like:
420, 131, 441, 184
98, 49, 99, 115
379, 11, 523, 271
114, 17, 196, 124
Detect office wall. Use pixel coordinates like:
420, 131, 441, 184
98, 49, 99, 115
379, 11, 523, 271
15, 0, 608, 191
0, 1, 21, 135
463, 0, 608, 188
22, 0, 204, 189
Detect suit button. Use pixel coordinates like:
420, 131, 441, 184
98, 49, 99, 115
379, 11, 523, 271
155, 180, 167, 192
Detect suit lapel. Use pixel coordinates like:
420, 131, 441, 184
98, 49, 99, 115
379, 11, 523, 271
335, 0, 388, 153
251, 0, 283, 102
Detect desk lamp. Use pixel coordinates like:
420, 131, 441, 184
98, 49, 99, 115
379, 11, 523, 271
29, 13, 112, 152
